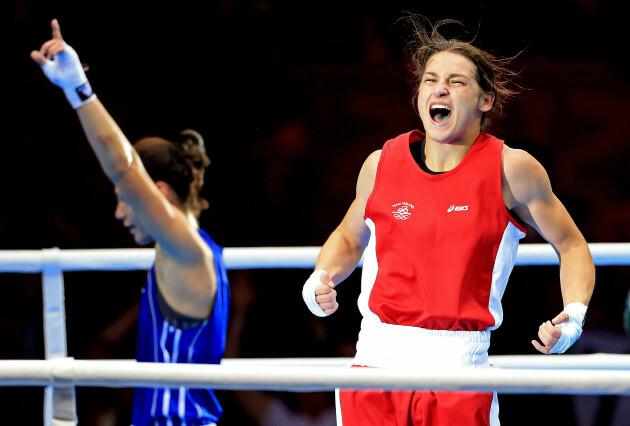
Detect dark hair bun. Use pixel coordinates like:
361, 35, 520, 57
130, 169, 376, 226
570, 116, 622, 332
177, 129, 211, 170
133, 129, 211, 218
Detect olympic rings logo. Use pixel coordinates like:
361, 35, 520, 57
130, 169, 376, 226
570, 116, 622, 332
392, 205, 412, 220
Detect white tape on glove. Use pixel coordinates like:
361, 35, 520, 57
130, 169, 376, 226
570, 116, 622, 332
547, 302, 587, 354
41, 41, 96, 109
302, 269, 330, 317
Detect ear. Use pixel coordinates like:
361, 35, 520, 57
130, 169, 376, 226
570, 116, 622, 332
155, 180, 175, 203
478, 91, 495, 113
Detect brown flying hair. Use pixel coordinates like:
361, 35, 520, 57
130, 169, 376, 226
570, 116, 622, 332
401, 15, 522, 130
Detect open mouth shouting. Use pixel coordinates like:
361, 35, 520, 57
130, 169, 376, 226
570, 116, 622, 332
430, 104, 452, 124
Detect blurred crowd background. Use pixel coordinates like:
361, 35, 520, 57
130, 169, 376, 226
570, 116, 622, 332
4, 0, 630, 425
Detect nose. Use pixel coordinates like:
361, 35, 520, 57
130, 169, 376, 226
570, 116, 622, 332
434, 80, 449, 97
114, 200, 125, 221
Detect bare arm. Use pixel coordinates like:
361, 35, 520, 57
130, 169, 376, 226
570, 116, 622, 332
31, 19, 208, 265
503, 146, 595, 353
77, 102, 217, 317
318, 150, 379, 280
304, 150, 380, 316
75, 101, 209, 264
31, 20, 215, 317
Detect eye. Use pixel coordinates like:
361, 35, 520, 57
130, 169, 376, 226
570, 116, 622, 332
450, 80, 464, 86
423, 77, 436, 83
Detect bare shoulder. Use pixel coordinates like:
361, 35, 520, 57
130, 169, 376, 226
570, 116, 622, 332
502, 145, 546, 175
357, 150, 381, 200
358, 150, 382, 186
364, 149, 382, 170
502, 144, 552, 206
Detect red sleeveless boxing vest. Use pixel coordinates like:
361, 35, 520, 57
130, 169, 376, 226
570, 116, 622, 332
361, 130, 526, 331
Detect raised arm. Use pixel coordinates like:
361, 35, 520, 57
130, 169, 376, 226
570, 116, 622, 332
30, 19, 207, 265
502, 146, 595, 354
31, 20, 216, 318
302, 150, 380, 317
74, 102, 209, 264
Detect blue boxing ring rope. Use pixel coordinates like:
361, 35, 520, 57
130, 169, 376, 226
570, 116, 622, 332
0, 243, 629, 425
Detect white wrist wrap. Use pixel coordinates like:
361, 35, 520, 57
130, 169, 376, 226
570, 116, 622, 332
41, 41, 96, 109
63, 82, 96, 110
548, 302, 587, 354
302, 270, 329, 317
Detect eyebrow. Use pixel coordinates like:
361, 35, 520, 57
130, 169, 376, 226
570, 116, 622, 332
423, 71, 472, 80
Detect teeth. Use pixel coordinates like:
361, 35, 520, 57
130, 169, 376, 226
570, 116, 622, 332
430, 104, 452, 123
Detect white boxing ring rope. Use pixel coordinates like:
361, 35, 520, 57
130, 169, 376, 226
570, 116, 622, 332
2, 359, 630, 395
1, 243, 630, 272
0, 242, 628, 425
220, 353, 630, 370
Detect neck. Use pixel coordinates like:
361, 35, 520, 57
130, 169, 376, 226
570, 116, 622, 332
186, 211, 199, 228
424, 131, 480, 172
